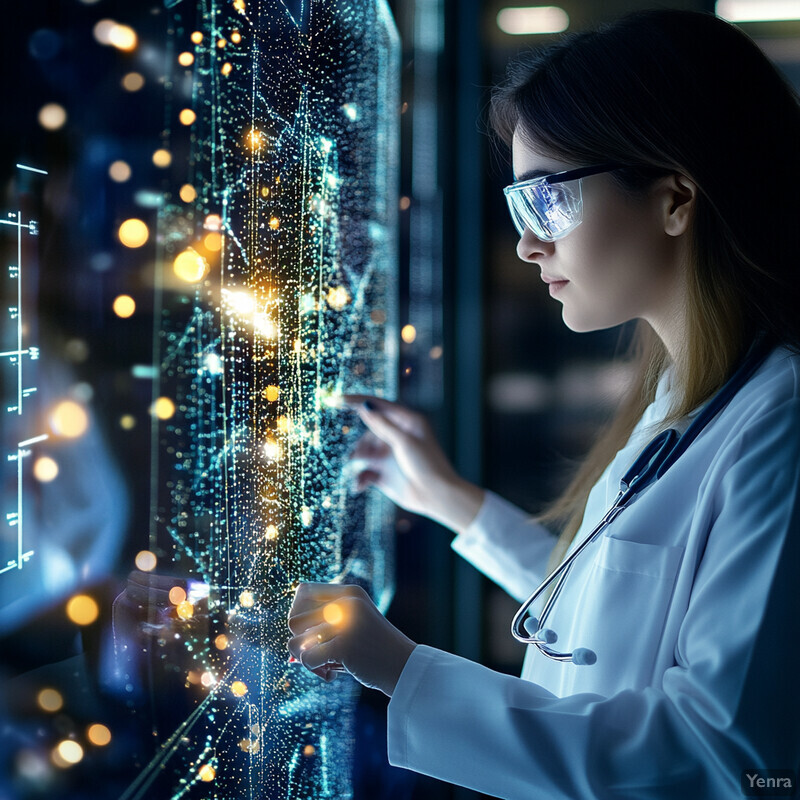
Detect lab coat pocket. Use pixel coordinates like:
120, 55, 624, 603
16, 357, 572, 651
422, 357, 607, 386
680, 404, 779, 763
565, 535, 684, 696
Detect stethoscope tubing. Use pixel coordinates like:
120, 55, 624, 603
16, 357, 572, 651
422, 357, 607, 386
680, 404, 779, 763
511, 334, 776, 662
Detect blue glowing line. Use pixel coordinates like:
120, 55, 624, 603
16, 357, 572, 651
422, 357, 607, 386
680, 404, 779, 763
14, 164, 48, 175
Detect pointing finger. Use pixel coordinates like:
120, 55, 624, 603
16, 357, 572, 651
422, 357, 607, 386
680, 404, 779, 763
342, 394, 394, 409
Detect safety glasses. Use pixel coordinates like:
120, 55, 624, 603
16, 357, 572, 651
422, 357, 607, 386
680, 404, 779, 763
503, 163, 622, 241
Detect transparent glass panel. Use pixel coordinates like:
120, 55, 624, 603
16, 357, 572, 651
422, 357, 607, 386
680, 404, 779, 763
114, 1, 400, 796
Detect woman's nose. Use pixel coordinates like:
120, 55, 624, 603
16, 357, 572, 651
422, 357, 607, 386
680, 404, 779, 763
516, 228, 554, 262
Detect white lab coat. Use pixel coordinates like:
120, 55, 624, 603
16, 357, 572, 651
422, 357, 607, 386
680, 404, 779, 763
387, 344, 800, 799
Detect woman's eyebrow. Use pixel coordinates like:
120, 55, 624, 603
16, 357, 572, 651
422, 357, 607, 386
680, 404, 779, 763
513, 168, 554, 182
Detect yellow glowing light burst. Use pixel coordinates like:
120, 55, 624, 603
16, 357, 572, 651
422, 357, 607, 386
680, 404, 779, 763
33, 456, 59, 483
118, 218, 149, 248
249, 128, 264, 149
326, 286, 350, 310
108, 24, 138, 52
198, 764, 216, 782
168, 586, 187, 605
322, 602, 344, 626
261, 186, 270, 198
217, 37, 227, 48
178, 51, 194, 67
151, 396, 176, 420
37, 688, 64, 713
233, 0, 246, 11
276, 415, 290, 432
54, 740, 84, 767
66, 595, 99, 626
38, 103, 67, 131
221, 62, 233, 76
263, 438, 281, 461
108, 160, 131, 182
204, 232, 222, 252
224, 290, 255, 315
190, 31, 203, 44
176, 601, 194, 620
303, 745, 316, 757
120, 414, 136, 430
239, 590, 255, 608
230, 680, 248, 697
113, 294, 136, 318
265, 524, 278, 540
134, 550, 157, 571
179, 108, 197, 126
231, 30, 242, 43
87, 724, 111, 746
401, 324, 417, 343
152, 148, 172, 168
50, 400, 89, 438
121, 71, 144, 91
173, 248, 209, 283
214, 634, 229, 650
179, 184, 197, 203
254, 313, 278, 339
265, 385, 280, 402
268, 216, 280, 230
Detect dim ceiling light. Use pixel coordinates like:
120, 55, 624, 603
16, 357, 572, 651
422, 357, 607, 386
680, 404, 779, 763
716, 0, 800, 21
496, 6, 569, 35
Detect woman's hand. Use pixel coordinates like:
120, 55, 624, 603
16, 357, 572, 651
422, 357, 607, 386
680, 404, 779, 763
111, 571, 211, 692
287, 582, 417, 697
344, 395, 485, 534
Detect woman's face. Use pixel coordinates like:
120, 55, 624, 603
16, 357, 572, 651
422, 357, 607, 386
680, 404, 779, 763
511, 131, 691, 355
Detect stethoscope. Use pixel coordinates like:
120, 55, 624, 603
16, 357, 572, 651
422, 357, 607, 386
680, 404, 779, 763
511, 335, 775, 666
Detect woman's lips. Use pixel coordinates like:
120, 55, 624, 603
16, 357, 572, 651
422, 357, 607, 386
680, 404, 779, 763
541, 275, 569, 296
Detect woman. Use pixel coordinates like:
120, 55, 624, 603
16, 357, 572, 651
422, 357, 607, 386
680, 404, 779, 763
288, 9, 800, 798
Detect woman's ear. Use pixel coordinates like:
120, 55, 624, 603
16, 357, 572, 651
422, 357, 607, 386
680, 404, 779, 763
662, 173, 697, 237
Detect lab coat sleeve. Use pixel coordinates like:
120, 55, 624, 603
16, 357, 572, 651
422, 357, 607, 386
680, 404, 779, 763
450, 490, 556, 602
388, 399, 800, 799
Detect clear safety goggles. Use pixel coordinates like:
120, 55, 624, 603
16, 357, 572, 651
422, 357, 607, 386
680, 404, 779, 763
503, 163, 622, 241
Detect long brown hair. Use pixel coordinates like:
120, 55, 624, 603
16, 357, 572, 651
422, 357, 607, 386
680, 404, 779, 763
489, 10, 800, 561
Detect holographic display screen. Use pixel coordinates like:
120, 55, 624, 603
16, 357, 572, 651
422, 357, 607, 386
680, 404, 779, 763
116, 1, 400, 797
